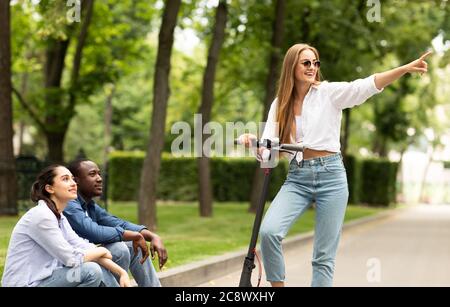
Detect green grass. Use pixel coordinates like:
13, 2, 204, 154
0, 201, 388, 280
0, 215, 21, 282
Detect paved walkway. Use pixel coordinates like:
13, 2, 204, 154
199, 204, 450, 287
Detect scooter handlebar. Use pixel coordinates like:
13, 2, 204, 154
234, 138, 303, 152
280, 143, 304, 152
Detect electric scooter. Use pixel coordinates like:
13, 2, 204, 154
235, 137, 304, 287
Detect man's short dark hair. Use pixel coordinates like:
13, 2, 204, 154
67, 159, 91, 177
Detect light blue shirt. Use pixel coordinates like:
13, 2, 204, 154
1, 200, 96, 287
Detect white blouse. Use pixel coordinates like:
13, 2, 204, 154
1, 201, 95, 287
261, 74, 383, 160
295, 115, 303, 143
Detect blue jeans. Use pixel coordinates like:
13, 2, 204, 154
260, 153, 349, 287
104, 242, 161, 287
37, 262, 103, 287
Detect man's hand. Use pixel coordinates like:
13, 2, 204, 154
150, 234, 168, 270
123, 230, 150, 264
141, 229, 168, 270
132, 232, 150, 264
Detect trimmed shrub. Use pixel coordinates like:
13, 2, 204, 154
16, 155, 48, 200
108, 151, 145, 201
344, 155, 361, 204
360, 158, 398, 206
108, 151, 398, 206
108, 152, 289, 202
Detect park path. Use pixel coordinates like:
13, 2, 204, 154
199, 204, 450, 287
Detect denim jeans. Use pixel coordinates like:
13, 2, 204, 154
104, 241, 161, 287
37, 262, 103, 287
259, 153, 349, 287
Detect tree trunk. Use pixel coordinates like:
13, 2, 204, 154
340, 108, 351, 163
332, 1, 368, 159
372, 133, 387, 158
43, 37, 70, 163
68, 0, 94, 114
102, 84, 114, 212
379, 139, 387, 158
17, 121, 25, 156
0, 1, 18, 215
396, 144, 408, 203
46, 131, 67, 163
104, 85, 115, 162
18, 71, 30, 156
43, 0, 94, 163
299, 6, 310, 43
198, 157, 213, 216
138, 0, 181, 230
198, 1, 228, 217
419, 145, 435, 204
249, 0, 285, 213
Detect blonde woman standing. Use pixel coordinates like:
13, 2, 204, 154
240, 43, 430, 287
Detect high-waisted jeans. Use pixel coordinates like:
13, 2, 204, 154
259, 153, 349, 287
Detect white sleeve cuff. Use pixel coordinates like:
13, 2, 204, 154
369, 74, 384, 94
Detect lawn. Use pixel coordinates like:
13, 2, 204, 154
0, 201, 387, 281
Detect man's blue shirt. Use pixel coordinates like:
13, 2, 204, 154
64, 195, 146, 244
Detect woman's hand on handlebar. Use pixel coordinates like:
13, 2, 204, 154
256, 147, 270, 162
238, 134, 257, 148
238, 134, 270, 162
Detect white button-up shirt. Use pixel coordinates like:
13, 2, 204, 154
261, 75, 383, 160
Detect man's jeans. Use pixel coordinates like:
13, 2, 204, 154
260, 153, 349, 287
105, 241, 161, 287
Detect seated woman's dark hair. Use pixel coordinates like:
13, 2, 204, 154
30, 165, 62, 220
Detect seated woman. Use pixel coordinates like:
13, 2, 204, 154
1, 165, 131, 287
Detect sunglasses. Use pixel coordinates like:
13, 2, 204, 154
300, 60, 321, 68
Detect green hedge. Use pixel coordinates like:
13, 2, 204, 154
108, 152, 289, 202
344, 155, 361, 204
16, 155, 49, 200
360, 158, 398, 206
107, 151, 146, 202
108, 151, 398, 206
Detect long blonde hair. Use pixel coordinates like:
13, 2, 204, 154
276, 44, 321, 144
